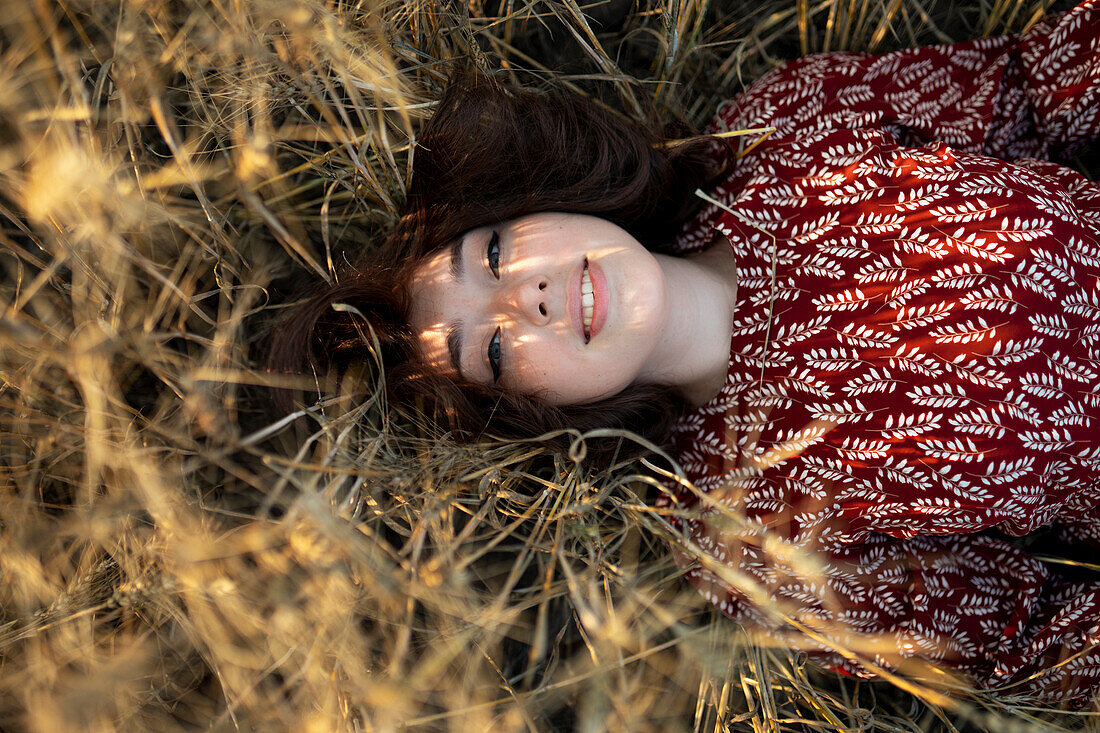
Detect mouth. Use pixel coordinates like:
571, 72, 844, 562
581, 259, 593, 343
577, 257, 607, 343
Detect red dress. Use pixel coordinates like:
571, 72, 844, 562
657, 0, 1100, 704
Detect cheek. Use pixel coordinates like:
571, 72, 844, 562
511, 340, 573, 390
510, 341, 621, 404
557, 359, 641, 404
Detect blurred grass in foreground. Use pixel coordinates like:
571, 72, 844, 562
1, 0, 1096, 730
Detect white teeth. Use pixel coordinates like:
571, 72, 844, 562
581, 263, 593, 339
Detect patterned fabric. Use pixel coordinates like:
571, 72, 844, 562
657, 0, 1100, 705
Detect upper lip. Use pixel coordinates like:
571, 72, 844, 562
571, 258, 586, 344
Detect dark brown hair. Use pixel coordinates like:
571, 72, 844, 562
268, 69, 733, 463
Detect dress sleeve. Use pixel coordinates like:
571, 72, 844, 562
669, 510, 1100, 704
714, 0, 1100, 160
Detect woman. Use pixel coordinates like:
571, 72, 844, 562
271, 0, 1100, 705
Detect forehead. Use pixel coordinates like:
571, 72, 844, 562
407, 244, 457, 375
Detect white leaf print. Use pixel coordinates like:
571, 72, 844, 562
795, 455, 855, 484
908, 383, 972, 408
745, 394, 793, 409
994, 390, 1041, 425
805, 347, 863, 371
799, 171, 848, 188
1045, 351, 1099, 383
945, 471, 994, 501
1031, 192, 1081, 224
928, 317, 1001, 344
1028, 312, 1074, 339
779, 370, 834, 398
882, 411, 942, 438
891, 301, 956, 331
984, 336, 1044, 365
850, 211, 905, 235
813, 288, 874, 312
749, 281, 804, 308
944, 46, 991, 70
820, 179, 880, 205
820, 140, 872, 167
873, 457, 933, 492
948, 407, 1006, 439
957, 175, 1016, 198
979, 457, 1035, 486
731, 309, 772, 337
1018, 428, 1074, 451
724, 409, 773, 431
884, 279, 931, 309
894, 186, 949, 210
913, 164, 963, 183
950, 232, 1012, 263
928, 199, 998, 223
895, 227, 950, 259
774, 314, 831, 345
835, 436, 892, 461
1066, 236, 1100, 268
887, 345, 944, 377
1079, 323, 1100, 347
1020, 372, 1066, 400
1010, 261, 1058, 299
838, 323, 899, 348
855, 253, 912, 283
743, 342, 795, 369
1065, 289, 1100, 321
1048, 401, 1093, 428
995, 216, 1053, 243
842, 368, 900, 396
765, 148, 817, 168
739, 265, 787, 287
758, 181, 799, 206
945, 355, 1009, 389
930, 261, 988, 289
958, 281, 1018, 313
1033, 40, 1080, 79
805, 400, 874, 424
796, 252, 847, 279
816, 238, 873, 260
865, 52, 906, 79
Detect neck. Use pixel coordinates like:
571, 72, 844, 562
639, 240, 737, 407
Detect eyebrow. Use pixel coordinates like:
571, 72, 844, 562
446, 235, 466, 378
449, 235, 464, 282
446, 321, 464, 380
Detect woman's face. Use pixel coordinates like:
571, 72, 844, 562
408, 213, 668, 405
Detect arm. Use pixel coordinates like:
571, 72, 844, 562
715, 0, 1099, 160
670, 514, 1100, 704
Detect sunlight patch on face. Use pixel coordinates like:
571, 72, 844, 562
417, 321, 451, 374
407, 212, 669, 404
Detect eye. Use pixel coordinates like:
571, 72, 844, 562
486, 230, 501, 278
487, 327, 502, 383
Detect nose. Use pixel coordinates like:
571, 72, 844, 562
497, 275, 551, 326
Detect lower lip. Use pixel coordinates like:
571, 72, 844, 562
587, 259, 608, 340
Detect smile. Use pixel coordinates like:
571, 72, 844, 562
576, 257, 607, 344
581, 260, 593, 342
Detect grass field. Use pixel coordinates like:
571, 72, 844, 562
1, 0, 1097, 730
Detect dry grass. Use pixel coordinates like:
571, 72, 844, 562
1, 0, 1097, 730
